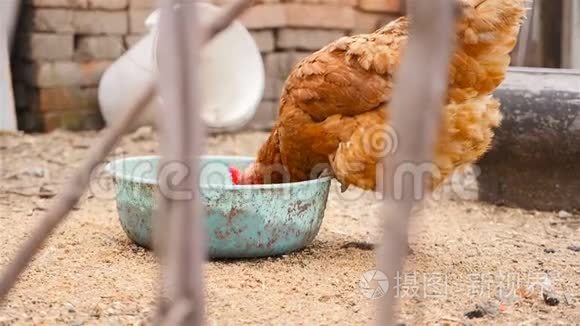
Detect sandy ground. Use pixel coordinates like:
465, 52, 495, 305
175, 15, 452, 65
0, 129, 578, 325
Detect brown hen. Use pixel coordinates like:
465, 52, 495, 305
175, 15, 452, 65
240, 0, 527, 192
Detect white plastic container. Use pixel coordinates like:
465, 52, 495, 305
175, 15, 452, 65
0, 0, 19, 131
0, 32, 17, 132
98, 2, 265, 133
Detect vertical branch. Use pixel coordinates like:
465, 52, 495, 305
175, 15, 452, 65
377, 0, 459, 325
154, 0, 205, 325
153, 0, 254, 325
513, 0, 535, 66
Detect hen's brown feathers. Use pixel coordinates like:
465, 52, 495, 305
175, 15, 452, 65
249, 0, 527, 191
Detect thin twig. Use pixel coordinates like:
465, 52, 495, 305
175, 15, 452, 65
377, 1, 459, 325
0, 189, 39, 197
0, 85, 155, 301
0, 182, 62, 190
0, 188, 55, 198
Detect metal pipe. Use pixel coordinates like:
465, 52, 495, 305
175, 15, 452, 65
514, 0, 535, 66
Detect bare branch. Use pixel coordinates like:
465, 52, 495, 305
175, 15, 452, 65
0, 85, 155, 301
152, 0, 254, 325
153, 0, 205, 323
377, 0, 460, 325
0, 0, 254, 308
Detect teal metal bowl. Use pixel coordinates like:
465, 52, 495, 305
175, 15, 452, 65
105, 155, 331, 258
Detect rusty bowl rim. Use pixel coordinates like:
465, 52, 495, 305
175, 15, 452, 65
104, 155, 332, 190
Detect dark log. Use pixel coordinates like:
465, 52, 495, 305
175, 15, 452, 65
478, 67, 580, 211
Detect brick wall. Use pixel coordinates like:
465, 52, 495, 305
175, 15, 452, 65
12, 0, 401, 132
